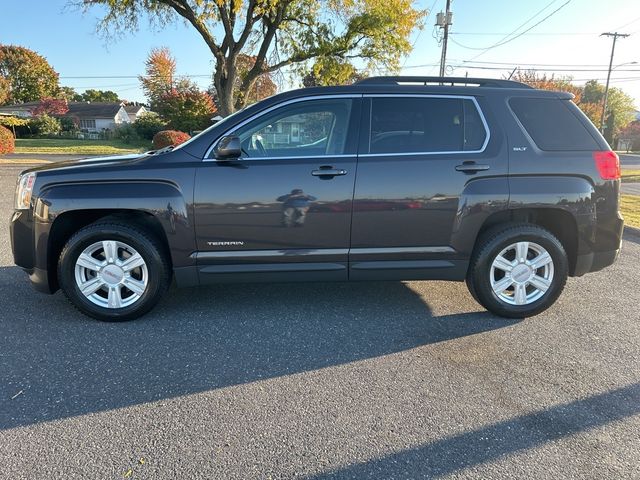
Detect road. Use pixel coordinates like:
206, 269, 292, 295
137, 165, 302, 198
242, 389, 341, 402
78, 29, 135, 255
620, 153, 640, 170
0, 164, 639, 479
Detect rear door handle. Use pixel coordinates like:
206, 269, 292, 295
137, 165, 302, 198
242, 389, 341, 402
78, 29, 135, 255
455, 162, 490, 173
311, 167, 347, 177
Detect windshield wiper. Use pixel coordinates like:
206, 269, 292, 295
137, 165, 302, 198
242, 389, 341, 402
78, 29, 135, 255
146, 145, 175, 155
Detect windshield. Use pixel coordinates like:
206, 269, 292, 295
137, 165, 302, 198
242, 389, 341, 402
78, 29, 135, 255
171, 107, 247, 152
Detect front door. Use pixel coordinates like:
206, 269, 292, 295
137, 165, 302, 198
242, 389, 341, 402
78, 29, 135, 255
194, 96, 360, 283
349, 94, 506, 280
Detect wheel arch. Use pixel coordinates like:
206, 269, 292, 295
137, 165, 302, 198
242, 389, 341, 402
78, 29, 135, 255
475, 208, 580, 275
46, 209, 172, 292
35, 180, 195, 293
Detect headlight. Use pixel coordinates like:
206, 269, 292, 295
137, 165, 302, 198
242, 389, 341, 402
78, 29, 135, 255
15, 172, 36, 210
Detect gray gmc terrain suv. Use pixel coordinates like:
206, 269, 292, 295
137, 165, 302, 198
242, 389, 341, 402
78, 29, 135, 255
10, 76, 624, 321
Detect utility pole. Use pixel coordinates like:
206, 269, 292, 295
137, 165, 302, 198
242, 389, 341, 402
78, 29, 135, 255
599, 32, 630, 132
437, 0, 453, 77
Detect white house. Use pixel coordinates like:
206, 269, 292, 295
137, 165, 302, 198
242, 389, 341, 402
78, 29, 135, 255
123, 104, 148, 122
66, 102, 131, 132
0, 101, 132, 132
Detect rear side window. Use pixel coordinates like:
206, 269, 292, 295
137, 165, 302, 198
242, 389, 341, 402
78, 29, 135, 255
369, 97, 487, 154
509, 97, 599, 151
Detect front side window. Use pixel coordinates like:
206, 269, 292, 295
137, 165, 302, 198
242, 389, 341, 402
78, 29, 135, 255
234, 99, 353, 158
368, 97, 487, 154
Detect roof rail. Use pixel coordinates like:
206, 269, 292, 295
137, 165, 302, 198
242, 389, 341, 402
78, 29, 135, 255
355, 76, 532, 89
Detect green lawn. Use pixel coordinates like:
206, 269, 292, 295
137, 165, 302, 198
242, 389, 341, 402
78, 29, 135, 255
14, 138, 151, 155
621, 169, 640, 183
621, 195, 640, 228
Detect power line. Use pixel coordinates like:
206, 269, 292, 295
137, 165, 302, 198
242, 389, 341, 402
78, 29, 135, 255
612, 15, 640, 31
457, 60, 634, 67
450, 31, 597, 36
464, 0, 573, 61
402, 0, 440, 69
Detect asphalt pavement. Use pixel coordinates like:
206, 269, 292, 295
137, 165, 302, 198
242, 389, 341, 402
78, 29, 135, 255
620, 153, 640, 170
0, 164, 639, 479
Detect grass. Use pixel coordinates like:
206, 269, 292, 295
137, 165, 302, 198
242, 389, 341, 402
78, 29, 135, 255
14, 138, 151, 155
621, 169, 640, 183
621, 195, 640, 228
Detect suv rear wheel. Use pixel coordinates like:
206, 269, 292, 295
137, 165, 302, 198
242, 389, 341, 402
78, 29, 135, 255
467, 224, 568, 318
58, 222, 170, 321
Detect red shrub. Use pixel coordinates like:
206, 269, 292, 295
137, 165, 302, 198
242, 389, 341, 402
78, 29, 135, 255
0, 125, 15, 154
152, 130, 191, 149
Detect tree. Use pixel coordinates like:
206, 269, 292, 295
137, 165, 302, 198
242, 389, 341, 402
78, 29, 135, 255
32, 97, 69, 116
619, 121, 640, 150
0, 77, 9, 104
28, 114, 62, 136
78, 89, 121, 102
582, 80, 636, 140
140, 48, 216, 132
139, 47, 176, 110
156, 78, 216, 132
133, 111, 167, 139
58, 86, 79, 102
77, 0, 425, 116
233, 54, 277, 105
302, 58, 364, 87
0, 45, 60, 104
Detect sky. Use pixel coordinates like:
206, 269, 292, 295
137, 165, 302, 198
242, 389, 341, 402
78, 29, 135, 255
1, 0, 639, 107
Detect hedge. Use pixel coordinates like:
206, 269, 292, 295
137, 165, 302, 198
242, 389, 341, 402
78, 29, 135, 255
0, 125, 15, 154
152, 130, 191, 149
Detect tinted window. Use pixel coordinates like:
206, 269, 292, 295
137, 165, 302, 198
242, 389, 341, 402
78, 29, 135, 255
510, 97, 599, 151
369, 97, 486, 154
234, 99, 352, 158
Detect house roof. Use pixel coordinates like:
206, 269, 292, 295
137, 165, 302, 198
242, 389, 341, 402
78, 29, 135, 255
124, 105, 146, 114
0, 102, 39, 115
66, 102, 123, 119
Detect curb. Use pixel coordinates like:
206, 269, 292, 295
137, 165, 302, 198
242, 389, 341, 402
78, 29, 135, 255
624, 225, 640, 241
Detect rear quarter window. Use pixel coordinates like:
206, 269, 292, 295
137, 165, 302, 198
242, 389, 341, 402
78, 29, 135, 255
509, 97, 599, 151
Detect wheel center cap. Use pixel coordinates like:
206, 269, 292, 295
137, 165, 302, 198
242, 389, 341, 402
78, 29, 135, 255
512, 264, 532, 283
101, 265, 124, 285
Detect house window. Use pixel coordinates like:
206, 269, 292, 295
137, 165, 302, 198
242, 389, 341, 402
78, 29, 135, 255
80, 119, 96, 130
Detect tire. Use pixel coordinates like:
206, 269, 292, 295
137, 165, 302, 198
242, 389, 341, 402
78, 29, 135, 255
58, 221, 171, 321
467, 223, 568, 319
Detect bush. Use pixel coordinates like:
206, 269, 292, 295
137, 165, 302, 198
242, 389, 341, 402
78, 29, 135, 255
29, 114, 61, 136
152, 130, 191, 149
0, 125, 15, 154
133, 111, 166, 140
59, 116, 78, 132
113, 123, 141, 144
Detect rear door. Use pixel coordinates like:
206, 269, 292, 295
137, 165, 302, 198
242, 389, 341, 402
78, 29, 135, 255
349, 94, 506, 279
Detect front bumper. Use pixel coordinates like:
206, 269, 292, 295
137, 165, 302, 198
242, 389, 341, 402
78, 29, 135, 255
10, 209, 53, 293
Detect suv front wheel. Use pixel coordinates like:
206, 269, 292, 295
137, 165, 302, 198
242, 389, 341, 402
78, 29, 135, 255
58, 221, 171, 321
467, 224, 569, 318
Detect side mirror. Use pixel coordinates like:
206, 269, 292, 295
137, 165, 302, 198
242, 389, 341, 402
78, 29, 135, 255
214, 135, 242, 160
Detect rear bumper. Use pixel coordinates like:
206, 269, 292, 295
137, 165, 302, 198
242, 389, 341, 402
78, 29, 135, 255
574, 248, 620, 277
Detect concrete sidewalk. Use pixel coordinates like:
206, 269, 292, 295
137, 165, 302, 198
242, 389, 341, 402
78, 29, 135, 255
0, 153, 95, 163
622, 183, 640, 195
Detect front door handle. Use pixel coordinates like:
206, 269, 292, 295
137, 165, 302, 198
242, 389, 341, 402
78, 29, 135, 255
455, 162, 490, 173
311, 166, 347, 177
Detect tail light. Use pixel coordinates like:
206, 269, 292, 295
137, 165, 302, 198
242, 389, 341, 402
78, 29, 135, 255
593, 151, 620, 180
